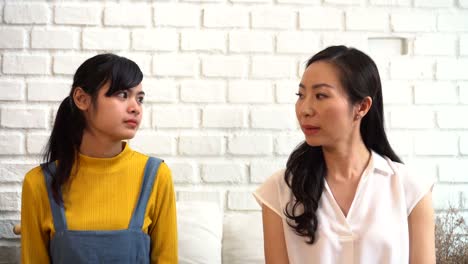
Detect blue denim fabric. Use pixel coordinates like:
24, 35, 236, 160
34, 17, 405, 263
41, 157, 162, 264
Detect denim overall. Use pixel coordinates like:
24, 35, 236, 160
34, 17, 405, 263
41, 157, 162, 264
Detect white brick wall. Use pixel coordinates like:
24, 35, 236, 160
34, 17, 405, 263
180, 80, 226, 103
27, 79, 70, 101
142, 79, 177, 103
82, 29, 130, 50
179, 135, 224, 156
228, 80, 274, 103
251, 7, 295, 29
153, 106, 198, 128
181, 30, 226, 52
414, 82, 457, 104
346, 9, 389, 31
3, 54, 50, 75
229, 31, 274, 53
276, 32, 321, 54
228, 134, 272, 155
203, 7, 248, 28
438, 12, 468, 32
153, 54, 198, 77
53, 54, 92, 75
0, 80, 24, 101
202, 106, 246, 128
413, 34, 457, 56
391, 11, 436, 32
201, 163, 245, 183
132, 29, 178, 51
1, 107, 48, 129
389, 107, 435, 129
54, 3, 101, 25
31, 29, 77, 50
251, 107, 297, 129
1, 1, 467, 260
299, 8, 343, 30
104, 4, 150, 26
4, 3, 49, 24
154, 3, 200, 28
437, 59, 468, 80
0, 28, 26, 49
202, 56, 247, 78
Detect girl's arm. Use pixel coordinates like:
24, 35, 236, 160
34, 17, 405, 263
149, 163, 178, 264
262, 204, 289, 264
408, 192, 436, 264
21, 169, 50, 263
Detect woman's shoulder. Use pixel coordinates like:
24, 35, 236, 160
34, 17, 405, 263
373, 151, 434, 214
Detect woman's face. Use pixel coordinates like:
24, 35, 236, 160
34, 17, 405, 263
295, 61, 359, 148
84, 82, 145, 142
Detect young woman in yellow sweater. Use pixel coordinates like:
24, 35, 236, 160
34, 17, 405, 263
21, 54, 178, 263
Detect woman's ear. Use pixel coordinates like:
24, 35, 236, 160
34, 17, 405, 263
73, 87, 91, 111
354, 96, 372, 120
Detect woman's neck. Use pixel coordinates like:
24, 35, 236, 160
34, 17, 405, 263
79, 130, 124, 158
322, 138, 371, 183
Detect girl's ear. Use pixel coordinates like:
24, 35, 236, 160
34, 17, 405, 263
354, 96, 372, 121
73, 87, 91, 111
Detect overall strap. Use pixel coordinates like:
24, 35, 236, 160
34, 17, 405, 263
41, 162, 68, 232
128, 157, 162, 230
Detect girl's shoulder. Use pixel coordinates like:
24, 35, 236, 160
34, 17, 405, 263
23, 164, 47, 187
22, 164, 49, 200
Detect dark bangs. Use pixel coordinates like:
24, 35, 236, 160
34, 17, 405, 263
105, 55, 143, 96
71, 53, 143, 98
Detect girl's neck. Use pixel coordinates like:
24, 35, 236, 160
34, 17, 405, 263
322, 138, 371, 182
79, 131, 124, 158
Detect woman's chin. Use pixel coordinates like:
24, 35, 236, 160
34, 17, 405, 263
304, 139, 322, 147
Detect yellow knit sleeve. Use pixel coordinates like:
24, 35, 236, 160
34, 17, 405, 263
148, 162, 178, 264
21, 166, 51, 264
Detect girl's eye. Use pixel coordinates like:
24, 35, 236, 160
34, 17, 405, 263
116, 91, 128, 99
137, 96, 144, 104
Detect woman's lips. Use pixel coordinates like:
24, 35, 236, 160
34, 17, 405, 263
301, 125, 320, 136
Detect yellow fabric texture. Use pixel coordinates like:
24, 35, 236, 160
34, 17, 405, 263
21, 143, 178, 264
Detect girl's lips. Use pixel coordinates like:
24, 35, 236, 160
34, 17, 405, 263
124, 120, 138, 128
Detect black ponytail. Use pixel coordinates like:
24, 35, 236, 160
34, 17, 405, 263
43, 53, 143, 204
284, 46, 401, 244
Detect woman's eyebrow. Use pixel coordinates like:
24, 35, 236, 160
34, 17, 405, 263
299, 83, 335, 89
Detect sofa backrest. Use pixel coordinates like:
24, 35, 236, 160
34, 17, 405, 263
177, 201, 264, 264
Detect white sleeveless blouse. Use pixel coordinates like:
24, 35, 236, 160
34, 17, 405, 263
253, 151, 433, 264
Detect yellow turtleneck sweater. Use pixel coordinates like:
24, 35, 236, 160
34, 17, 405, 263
21, 143, 177, 263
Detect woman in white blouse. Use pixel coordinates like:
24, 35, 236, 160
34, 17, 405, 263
254, 46, 435, 264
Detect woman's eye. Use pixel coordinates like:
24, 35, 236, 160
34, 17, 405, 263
295, 92, 304, 99
316, 93, 327, 99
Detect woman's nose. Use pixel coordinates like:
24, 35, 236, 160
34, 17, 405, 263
298, 101, 314, 117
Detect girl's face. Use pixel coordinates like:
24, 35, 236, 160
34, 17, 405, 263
83, 82, 144, 142
295, 61, 359, 148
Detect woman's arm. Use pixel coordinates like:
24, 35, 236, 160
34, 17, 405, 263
262, 204, 289, 264
408, 191, 436, 264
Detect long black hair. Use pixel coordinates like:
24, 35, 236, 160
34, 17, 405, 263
43, 53, 143, 204
284, 46, 402, 244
